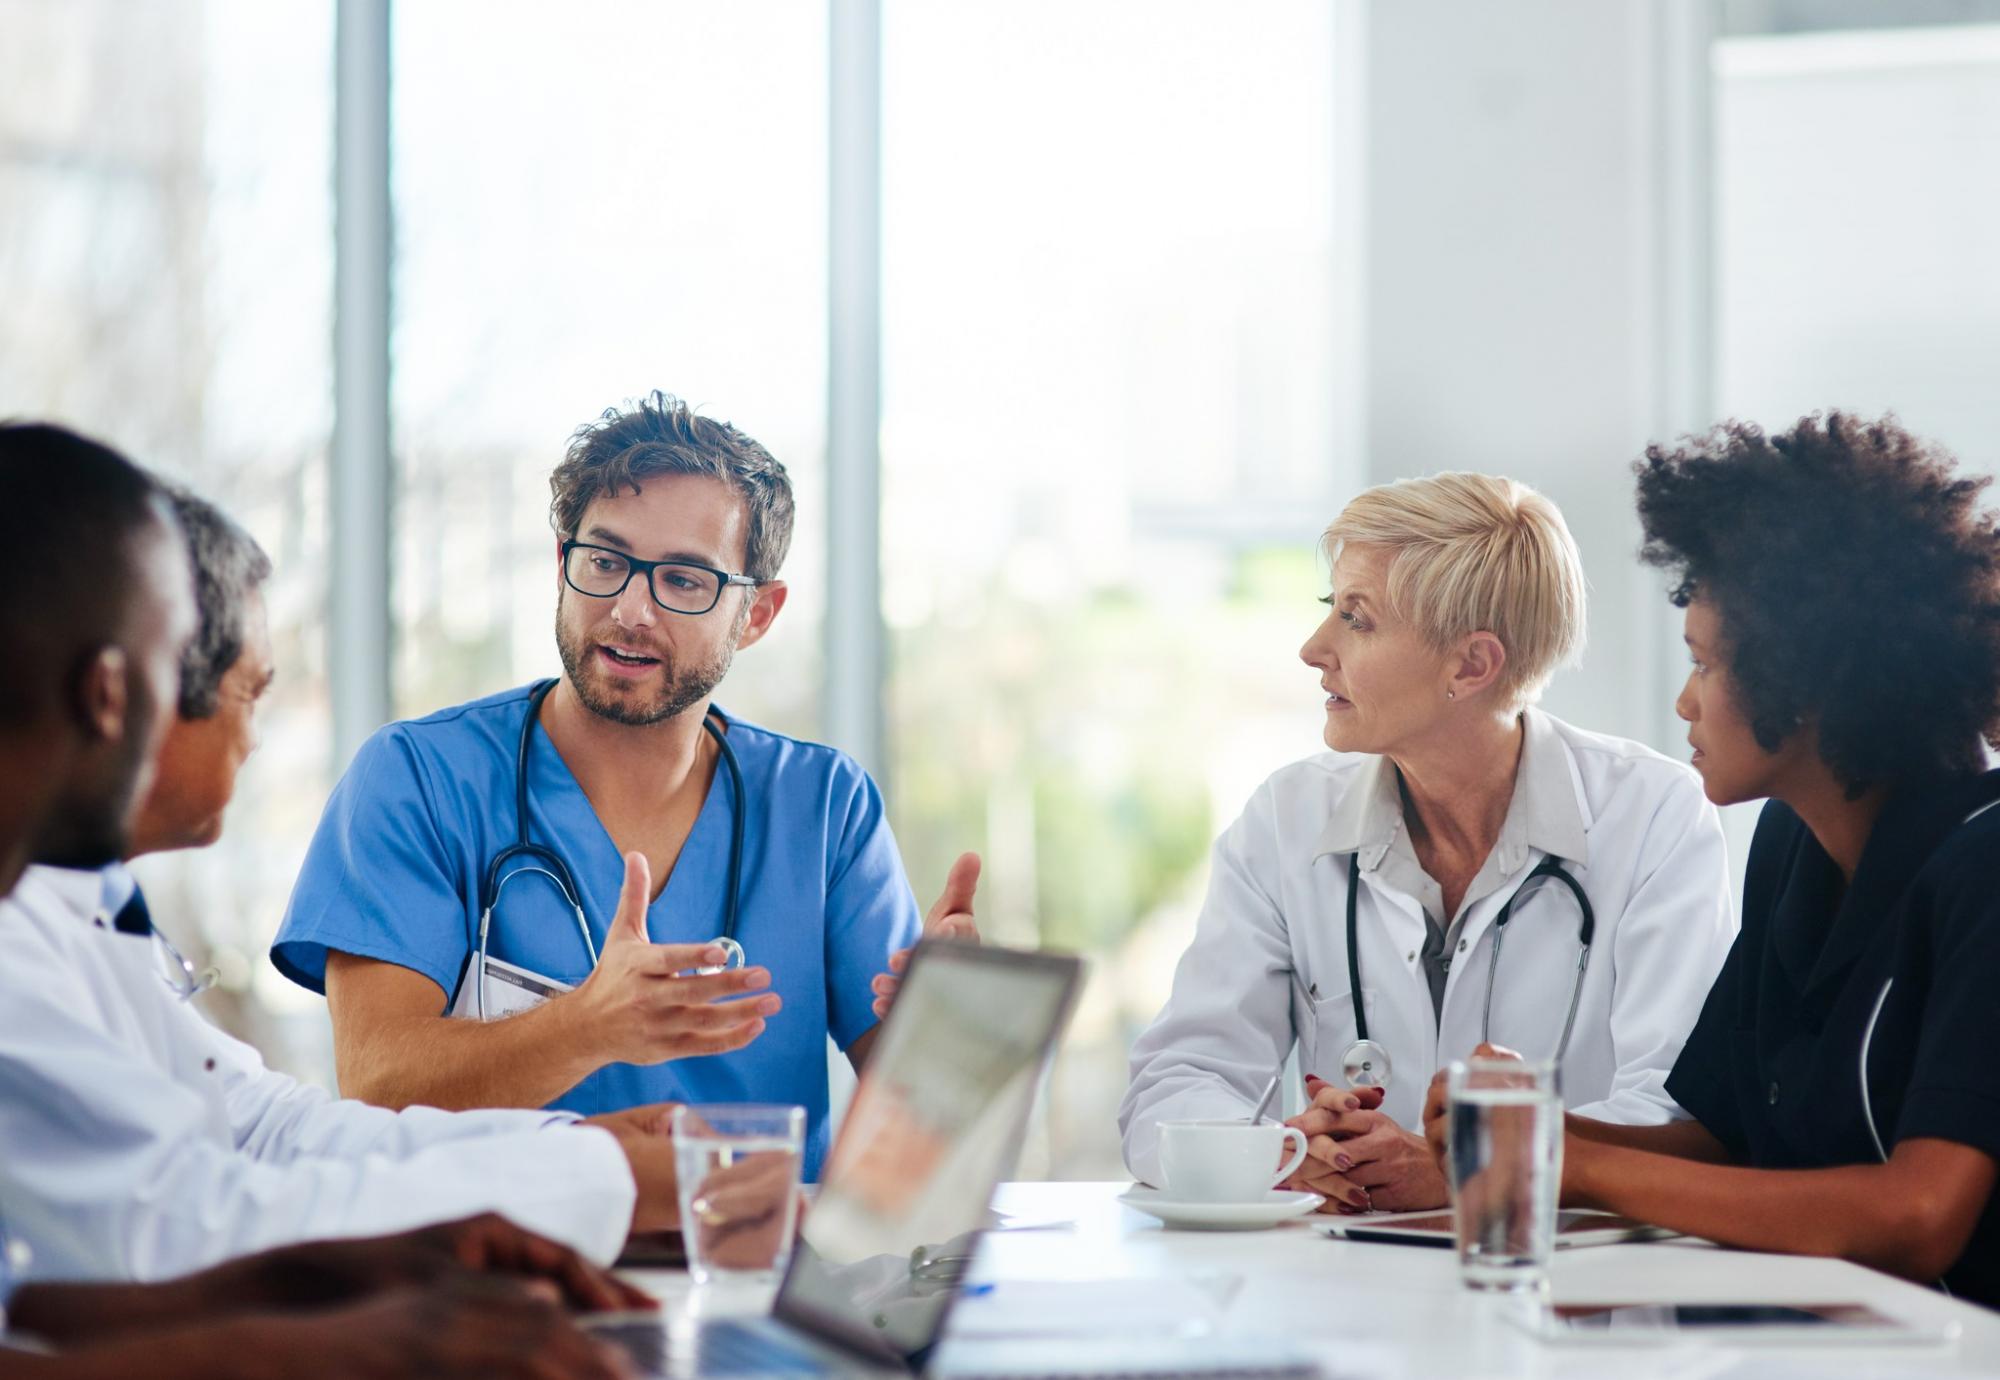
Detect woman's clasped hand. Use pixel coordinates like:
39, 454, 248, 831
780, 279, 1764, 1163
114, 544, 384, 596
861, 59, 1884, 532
1281, 1075, 1449, 1213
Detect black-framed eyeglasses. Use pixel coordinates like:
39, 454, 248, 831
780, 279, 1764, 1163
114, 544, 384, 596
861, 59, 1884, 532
560, 541, 760, 616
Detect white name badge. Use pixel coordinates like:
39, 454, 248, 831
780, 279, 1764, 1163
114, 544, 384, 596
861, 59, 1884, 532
449, 954, 573, 1021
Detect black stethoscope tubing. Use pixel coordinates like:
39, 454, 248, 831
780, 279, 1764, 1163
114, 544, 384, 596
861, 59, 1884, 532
471, 678, 747, 1013
1342, 850, 1594, 1083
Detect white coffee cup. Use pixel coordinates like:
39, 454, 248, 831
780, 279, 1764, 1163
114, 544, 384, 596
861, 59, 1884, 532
1156, 1120, 1310, 1203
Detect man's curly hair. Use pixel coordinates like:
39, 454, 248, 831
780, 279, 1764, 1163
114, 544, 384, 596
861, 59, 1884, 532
1635, 412, 2000, 791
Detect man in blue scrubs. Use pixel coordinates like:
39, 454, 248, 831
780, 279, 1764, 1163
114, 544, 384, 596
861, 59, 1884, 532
273, 392, 975, 1180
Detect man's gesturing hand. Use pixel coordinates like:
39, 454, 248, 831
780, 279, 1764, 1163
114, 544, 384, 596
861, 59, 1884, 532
571, 852, 781, 1066
871, 852, 981, 1021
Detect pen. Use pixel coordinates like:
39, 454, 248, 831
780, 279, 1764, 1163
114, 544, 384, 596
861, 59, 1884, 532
1334, 1227, 1454, 1249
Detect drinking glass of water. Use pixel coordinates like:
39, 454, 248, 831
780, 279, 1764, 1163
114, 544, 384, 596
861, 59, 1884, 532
1445, 1057, 1560, 1292
672, 1103, 807, 1285
0, 1218, 29, 1333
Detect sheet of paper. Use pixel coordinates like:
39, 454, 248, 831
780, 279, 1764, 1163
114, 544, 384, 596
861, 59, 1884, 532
945, 1275, 1242, 1340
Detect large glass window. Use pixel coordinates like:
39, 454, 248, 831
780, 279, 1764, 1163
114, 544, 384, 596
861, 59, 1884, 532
882, 0, 1348, 1176
391, 1, 828, 737
0, 0, 336, 1073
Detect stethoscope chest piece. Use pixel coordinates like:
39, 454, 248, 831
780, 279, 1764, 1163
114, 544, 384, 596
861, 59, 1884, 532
692, 936, 748, 976
1341, 1038, 1392, 1091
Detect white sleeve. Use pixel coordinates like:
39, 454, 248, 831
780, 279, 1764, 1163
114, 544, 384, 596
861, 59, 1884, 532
199, 1016, 575, 1165
0, 952, 634, 1283
1569, 773, 1737, 1126
1117, 788, 1298, 1186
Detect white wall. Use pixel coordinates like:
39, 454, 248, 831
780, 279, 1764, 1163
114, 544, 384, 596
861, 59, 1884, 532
1716, 24, 2000, 473
1361, 0, 1709, 766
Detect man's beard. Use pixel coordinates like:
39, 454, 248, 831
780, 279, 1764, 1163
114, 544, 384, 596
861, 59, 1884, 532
554, 604, 743, 727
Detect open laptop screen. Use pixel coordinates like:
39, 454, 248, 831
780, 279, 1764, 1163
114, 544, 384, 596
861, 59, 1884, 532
772, 941, 1082, 1369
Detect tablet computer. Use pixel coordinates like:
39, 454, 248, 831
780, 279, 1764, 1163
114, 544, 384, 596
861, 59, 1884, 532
1327, 1209, 1675, 1249
1512, 1301, 1958, 1347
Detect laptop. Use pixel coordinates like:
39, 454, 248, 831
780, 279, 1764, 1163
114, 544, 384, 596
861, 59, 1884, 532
589, 940, 1319, 1378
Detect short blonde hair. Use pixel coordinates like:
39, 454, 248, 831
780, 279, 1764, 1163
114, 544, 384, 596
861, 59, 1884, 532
1324, 473, 1586, 709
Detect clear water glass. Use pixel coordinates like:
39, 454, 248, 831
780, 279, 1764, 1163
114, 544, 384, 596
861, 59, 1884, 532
0, 1218, 30, 1331
672, 1103, 806, 1285
1446, 1057, 1561, 1292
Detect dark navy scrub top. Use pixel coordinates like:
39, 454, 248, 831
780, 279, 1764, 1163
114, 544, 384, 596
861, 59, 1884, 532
1666, 771, 2000, 1306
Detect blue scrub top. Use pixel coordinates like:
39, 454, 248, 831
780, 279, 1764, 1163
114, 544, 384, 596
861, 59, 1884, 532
271, 683, 922, 1179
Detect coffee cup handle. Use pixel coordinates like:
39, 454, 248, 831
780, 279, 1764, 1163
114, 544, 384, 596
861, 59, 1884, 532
1271, 1127, 1309, 1186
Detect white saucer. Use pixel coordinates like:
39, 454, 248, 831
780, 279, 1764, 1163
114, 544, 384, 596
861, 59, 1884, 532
1118, 1187, 1324, 1231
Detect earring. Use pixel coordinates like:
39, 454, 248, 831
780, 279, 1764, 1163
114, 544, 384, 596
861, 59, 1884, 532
1446, 690, 1456, 700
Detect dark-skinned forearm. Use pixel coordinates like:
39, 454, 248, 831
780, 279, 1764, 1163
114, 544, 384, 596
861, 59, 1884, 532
4, 1248, 349, 1348
1563, 1113, 1734, 1163
0, 1318, 289, 1380
1566, 1135, 1991, 1283
5, 1275, 228, 1346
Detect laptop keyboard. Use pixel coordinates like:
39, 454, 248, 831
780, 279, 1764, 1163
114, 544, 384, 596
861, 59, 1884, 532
946, 1361, 1319, 1380
937, 1339, 1325, 1380
950, 1367, 1318, 1380
592, 1316, 847, 1377
699, 1319, 845, 1374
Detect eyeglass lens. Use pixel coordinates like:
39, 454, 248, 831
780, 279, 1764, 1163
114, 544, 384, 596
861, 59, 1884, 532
565, 546, 722, 613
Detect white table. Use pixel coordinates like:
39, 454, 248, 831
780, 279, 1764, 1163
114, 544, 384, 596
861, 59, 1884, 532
628, 1181, 2000, 1378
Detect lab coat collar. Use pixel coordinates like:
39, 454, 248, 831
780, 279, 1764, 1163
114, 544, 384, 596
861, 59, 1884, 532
1312, 750, 1404, 870
99, 862, 137, 918
25, 863, 119, 926
1309, 707, 1590, 872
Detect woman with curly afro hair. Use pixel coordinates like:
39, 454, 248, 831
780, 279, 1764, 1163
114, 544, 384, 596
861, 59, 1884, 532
1425, 411, 2000, 1302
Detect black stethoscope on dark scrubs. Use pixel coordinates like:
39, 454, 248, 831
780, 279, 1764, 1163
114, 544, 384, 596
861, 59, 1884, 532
1339, 852, 1595, 1091
468, 677, 748, 1020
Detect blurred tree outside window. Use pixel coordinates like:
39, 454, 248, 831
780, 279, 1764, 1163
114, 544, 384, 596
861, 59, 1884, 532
0, 0, 337, 1079
882, 0, 1350, 1176
390, 1, 828, 738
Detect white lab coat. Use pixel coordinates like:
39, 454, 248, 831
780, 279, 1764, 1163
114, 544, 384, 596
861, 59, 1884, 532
0, 866, 637, 1283
1120, 710, 1736, 1187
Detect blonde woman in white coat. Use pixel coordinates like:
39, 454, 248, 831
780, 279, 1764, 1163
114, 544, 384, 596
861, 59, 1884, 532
1119, 473, 1735, 1214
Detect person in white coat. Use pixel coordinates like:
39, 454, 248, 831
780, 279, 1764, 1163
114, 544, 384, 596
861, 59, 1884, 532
0, 426, 638, 1378
0, 482, 682, 1286
1119, 472, 1736, 1213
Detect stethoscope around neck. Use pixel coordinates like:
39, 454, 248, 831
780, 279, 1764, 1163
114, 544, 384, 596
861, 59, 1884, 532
1338, 851, 1595, 1093
468, 677, 748, 1020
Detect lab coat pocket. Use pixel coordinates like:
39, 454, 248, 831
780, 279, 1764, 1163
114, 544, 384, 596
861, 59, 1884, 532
1300, 988, 1373, 1085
